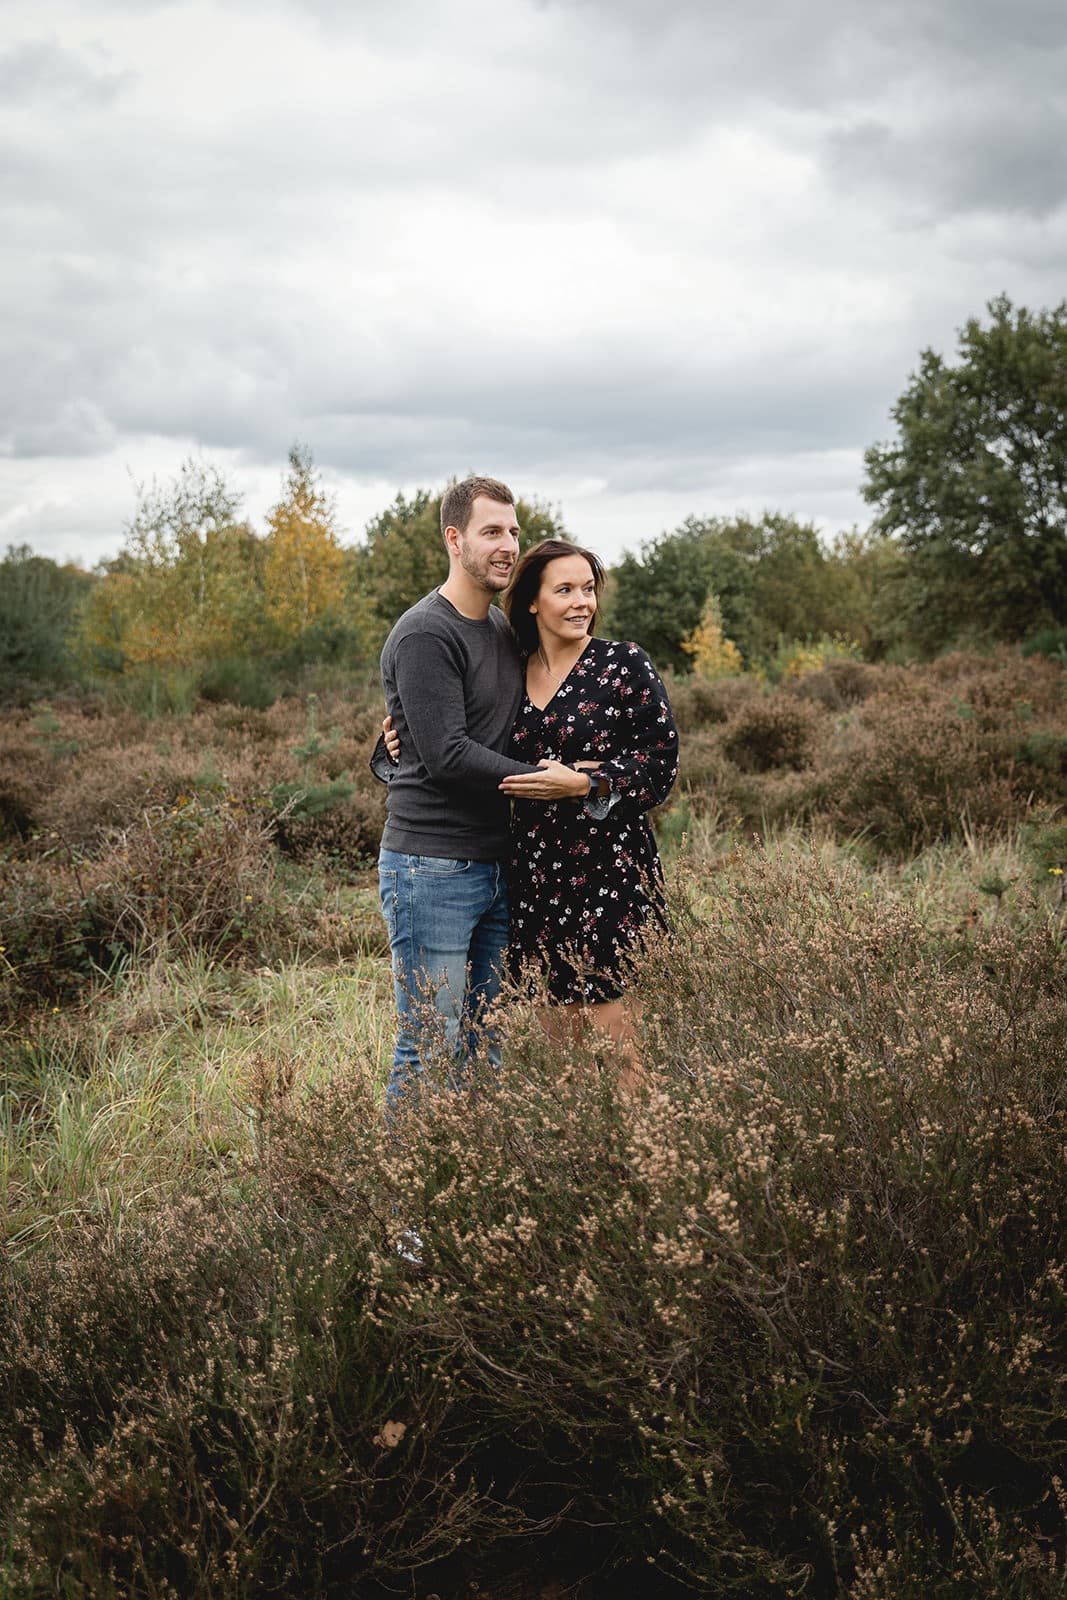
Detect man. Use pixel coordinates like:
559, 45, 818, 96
374, 475, 587, 1107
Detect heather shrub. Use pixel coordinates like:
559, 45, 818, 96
788, 657, 878, 710
820, 657, 1065, 852
0, 1154, 514, 1597
84, 796, 279, 961
1, 796, 286, 1016
271, 783, 385, 868
821, 692, 1014, 851
40, 742, 218, 851
0, 741, 49, 842
675, 726, 742, 800
2, 851, 1064, 1597
0, 854, 98, 1013
1018, 731, 1067, 807
720, 693, 825, 773
668, 671, 761, 734
922, 647, 1065, 720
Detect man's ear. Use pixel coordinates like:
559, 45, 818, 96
443, 524, 462, 557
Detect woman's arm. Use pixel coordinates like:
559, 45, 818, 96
382, 713, 587, 800
585, 645, 679, 813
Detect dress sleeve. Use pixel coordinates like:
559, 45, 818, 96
587, 645, 679, 815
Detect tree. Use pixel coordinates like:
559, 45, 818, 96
355, 487, 566, 629
263, 445, 346, 644
823, 529, 914, 661
0, 546, 94, 701
611, 520, 718, 672
863, 295, 1067, 648
681, 592, 743, 678
611, 513, 851, 671
80, 459, 261, 670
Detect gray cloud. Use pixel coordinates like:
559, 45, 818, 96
0, 39, 131, 106
1, 0, 1066, 569
827, 100, 1067, 222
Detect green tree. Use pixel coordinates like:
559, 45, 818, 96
0, 545, 94, 702
824, 529, 915, 660
355, 486, 566, 629
611, 513, 853, 671
863, 295, 1067, 649
611, 519, 718, 672
742, 514, 845, 661
80, 460, 262, 670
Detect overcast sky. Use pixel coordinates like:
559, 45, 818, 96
2, 0, 1066, 571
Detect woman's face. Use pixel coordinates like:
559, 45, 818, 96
531, 554, 598, 647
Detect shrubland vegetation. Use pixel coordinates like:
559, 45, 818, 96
2, 646, 1065, 1597
1, 296, 1066, 1595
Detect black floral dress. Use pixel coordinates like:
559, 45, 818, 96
506, 637, 679, 1003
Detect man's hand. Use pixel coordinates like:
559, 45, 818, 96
382, 713, 400, 764
499, 760, 591, 800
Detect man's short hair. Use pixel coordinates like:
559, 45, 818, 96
440, 476, 515, 540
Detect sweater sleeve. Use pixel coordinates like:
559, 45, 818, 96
587, 645, 679, 814
393, 632, 538, 786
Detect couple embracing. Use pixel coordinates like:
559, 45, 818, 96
373, 475, 678, 1104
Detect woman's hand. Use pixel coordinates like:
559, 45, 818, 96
382, 713, 401, 764
499, 760, 591, 799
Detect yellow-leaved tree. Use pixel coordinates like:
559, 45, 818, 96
681, 592, 744, 678
262, 446, 346, 645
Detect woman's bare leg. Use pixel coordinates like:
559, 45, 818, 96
535, 997, 643, 1095
535, 1002, 583, 1054
585, 997, 643, 1096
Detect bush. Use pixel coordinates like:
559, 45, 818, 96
822, 694, 1016, 852
196, 655, 279, 709
788, 657, 878, 710
720, 694, 824, 773
821, 654, 1067, 852
667, 672, 760, 734
2, 852, 1064, 1596
1022, 625, 1067, 662
0, 854, 98, 1013
271, 785, 385, 869
0, 743, 49, 843
87, 796, 279, 959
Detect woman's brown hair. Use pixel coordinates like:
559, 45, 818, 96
502, 538, 605, 656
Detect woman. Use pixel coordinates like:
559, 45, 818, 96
383, 538, 678, 1075
495, 539, 678, 1073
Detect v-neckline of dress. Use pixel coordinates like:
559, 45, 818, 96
525, 639, 594, 713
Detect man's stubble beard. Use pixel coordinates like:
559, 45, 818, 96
458, 540, 511, 594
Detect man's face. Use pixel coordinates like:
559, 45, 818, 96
453, 497, 520, 593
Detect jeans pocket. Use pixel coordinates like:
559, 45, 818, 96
415, 856, 471, 874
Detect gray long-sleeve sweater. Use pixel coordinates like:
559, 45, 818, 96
376, 590, 538, 861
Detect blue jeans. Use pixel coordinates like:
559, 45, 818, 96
378, 848, 509, 1109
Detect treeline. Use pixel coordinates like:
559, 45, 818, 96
0, 451, 564, 710
4, 293, 1065, 708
